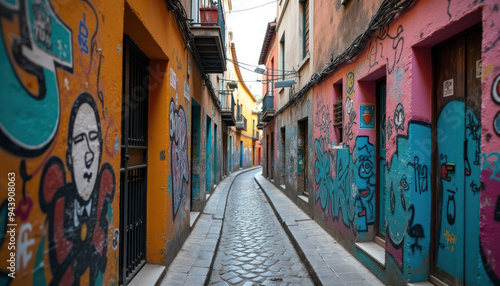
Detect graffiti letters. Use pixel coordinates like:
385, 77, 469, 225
315, 98, 332, 134
368, 24, 404, 74
344, 110, 357, 141
16, 223, 35, 270
78, 13, 89, 54
446, 189, 456, 225
346, 72, 355, 95
407, 156, 429, 194
482, 152, 500, 182
169, 99, 189, 218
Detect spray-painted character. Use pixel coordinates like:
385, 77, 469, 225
39, 93, 115, 285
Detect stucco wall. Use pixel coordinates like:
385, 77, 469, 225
0, 0, 225, 284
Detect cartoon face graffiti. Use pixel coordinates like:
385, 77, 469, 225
67, 97, 103, 201
39, 93, 114, 285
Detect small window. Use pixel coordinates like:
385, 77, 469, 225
301, 0, 309, 58
333, 83, 343, 143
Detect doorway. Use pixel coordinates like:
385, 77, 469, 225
432, 26, 482, 285
229, 135, 232, 172
240, 141, 243, 169
298, 119, 308, 196
376, 78, 387, 238
206, 116, 212, 193
120, 35, 149, 285
190, 100, 201, 208
213, 123, 217, 185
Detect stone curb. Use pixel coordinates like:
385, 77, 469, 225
160, 166, 261, 286
254, 172, 383, 286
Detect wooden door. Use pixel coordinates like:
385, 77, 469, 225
432, 26, 482, 285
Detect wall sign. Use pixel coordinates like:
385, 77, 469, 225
360, 102, 375, 129
443, 78, 454, 97
476, 59, 482, 79
184, 82, 190, 102
170, 68, 177, 90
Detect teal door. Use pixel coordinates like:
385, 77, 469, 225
240, 141, 243, 168
229, 136, 232, 172
433, 27, 483, 285
206, 116, 212, 193
214, 124, 217, 185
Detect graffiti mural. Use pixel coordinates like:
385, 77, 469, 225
314, 135, 375, 234
169, 99, 189, 218
0, 0, 73, 156
385, 121, 431, 274
39, 93, 115, 285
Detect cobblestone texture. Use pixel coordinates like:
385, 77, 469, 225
209, 170, 313, 285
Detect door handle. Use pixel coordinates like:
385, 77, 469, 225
445, 163, 455, 172
125, 154, 130, 161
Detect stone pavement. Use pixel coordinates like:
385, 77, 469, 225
254, 172, 384, 286
160, 167, 384, 285
209, 170, 313, 285
160, 167, 260, 286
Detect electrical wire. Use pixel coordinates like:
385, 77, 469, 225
275, 0, 415, 115
226, 0, 277, 14
227, 58, 296, 74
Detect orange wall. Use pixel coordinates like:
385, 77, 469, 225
0, 0, 124, 284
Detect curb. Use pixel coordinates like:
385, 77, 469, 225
203, 166, 261, 285
254, 174, 324, 286
160, 166, 261, 286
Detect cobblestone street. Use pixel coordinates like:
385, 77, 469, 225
209, 169, 313, 285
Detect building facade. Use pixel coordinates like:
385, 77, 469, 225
0, 0, 258, 285
260, 0, 500, 285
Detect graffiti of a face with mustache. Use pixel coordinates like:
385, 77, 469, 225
67, 96, 101, 201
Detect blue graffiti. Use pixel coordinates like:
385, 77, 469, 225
78, 12, 89, 54
386, 121, 431, 276
314, 137, 333, 211
314, 136, 375, 232
0, 0, 73, 156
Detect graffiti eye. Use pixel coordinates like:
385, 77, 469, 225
73, 134, 85, 144
362, 161, 373, 174
89, 131, 98, 141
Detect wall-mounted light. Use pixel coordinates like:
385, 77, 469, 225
274, 80, 295, 88
227, 81, 238, 89
254, 67, 266, 74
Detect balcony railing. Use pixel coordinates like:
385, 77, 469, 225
220, 90, 235, 126
236, 113, 247, 131
261, 92, 275, 122
190, 0, 226, 73
256, 112, 264, 129
252, 129, 259, 140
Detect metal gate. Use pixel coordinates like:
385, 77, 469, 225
120, 35, 149, 285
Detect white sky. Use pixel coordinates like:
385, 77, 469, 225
228, 0, 277, 99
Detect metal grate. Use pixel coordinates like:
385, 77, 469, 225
120, 35, 149, 285
333, 99, 343, 126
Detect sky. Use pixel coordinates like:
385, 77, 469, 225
227, 0, 277, 99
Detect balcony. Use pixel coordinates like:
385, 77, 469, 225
256, 112, 264, 129
252, 129, 259, 140
261, 92, 275, 122
220, 90, 235, 126
190, 0, 226, 73
236, 113, 247, 131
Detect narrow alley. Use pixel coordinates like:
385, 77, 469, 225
1, 0, 500, 285
209, 169, 311, 285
